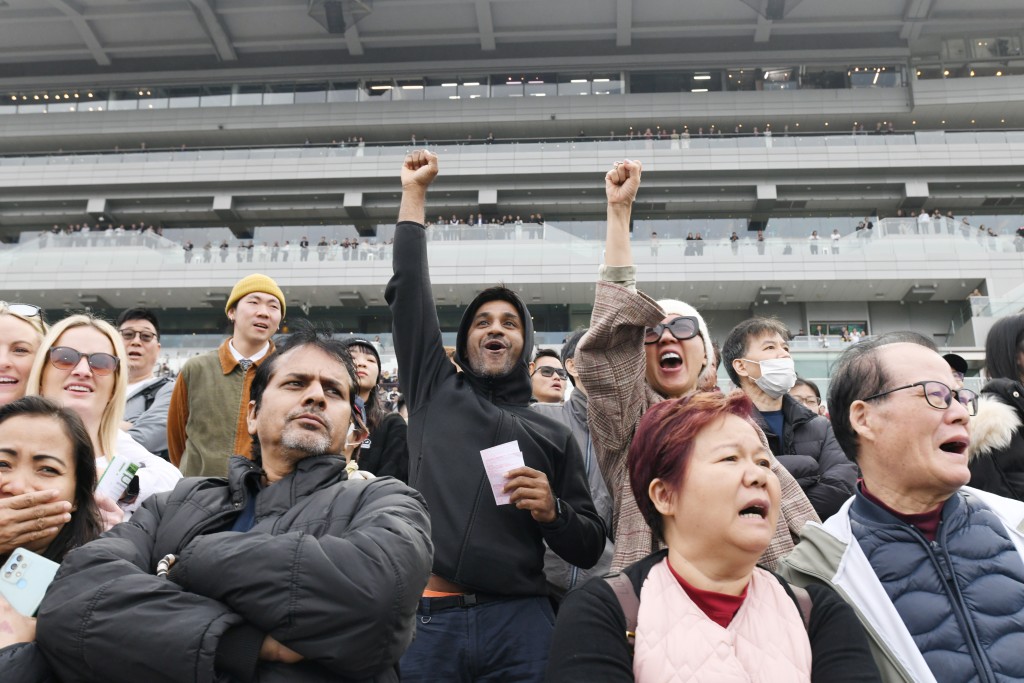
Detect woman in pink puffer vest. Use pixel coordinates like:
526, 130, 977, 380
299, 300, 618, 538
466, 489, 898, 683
545, 391, 881, 683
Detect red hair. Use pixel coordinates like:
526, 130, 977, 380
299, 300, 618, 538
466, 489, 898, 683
628, 390, 757, 541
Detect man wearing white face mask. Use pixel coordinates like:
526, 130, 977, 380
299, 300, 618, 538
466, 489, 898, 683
723, 317, 857, 521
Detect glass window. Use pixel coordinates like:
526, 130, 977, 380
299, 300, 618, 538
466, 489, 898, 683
591, 74, 623, 95
558, 75, 591, 96
264, 84, 295, 105
425, 77, 459, 100
167, 86, 201, 109
459, 79, 488, 100
295, 82, 328, 103
108, 89, 139, 110
393, 80, 425, 101
850, 66, 902, 88
232, 84, 264, 106
632, 72, 688, 93
491, 76, 523, 98
362, 81, 394, 101
327, 82, 358, 102
972, 36, 1021, 58
762, 68, 797, 91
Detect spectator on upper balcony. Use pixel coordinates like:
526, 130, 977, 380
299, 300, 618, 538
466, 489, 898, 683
809, 230, 820, 255
968, 314, 1024, 501
168, 274, 285, 477
299, 236, 310, 262
722, 317, 856, 521
916, 209, 933, 235
575, 159, 817, 572
317, 237, 328, 262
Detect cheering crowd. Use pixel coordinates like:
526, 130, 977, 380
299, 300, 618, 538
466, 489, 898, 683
1, 152, 1023, 682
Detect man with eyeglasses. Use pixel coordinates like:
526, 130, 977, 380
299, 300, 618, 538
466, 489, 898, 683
116, 308, 174, 460
780, 332, 1024, 682
528, 348, 567, 404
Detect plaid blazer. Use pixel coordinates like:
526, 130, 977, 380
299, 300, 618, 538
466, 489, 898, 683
576, 278, 819, 571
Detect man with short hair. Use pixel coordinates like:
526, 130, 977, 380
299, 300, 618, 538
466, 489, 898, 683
388, 151, 604, 682
36, 327, 433, 683
722, 317, 856, 520
168, 273, 285, 476
532, 329, 614, 599
780, 332, 1024, 682
529, 348, 567, 404
117, 307, 175, 460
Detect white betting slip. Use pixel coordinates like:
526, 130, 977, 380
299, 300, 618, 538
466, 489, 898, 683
480, 440, 525, 505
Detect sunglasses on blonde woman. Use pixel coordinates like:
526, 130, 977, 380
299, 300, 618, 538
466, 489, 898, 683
1, 302, 43, 319
48, 346, 120, 376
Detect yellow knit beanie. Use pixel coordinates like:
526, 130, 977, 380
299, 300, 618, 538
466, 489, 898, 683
225, 273, 286, 317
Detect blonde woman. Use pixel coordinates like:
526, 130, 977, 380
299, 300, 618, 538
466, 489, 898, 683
26, 315, 181, 519
0, 302, 47, 407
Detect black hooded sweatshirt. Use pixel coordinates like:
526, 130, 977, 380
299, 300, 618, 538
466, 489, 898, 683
386, 220, 605, 596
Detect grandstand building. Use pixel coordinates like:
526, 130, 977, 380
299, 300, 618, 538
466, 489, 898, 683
1, 0, 1023, 387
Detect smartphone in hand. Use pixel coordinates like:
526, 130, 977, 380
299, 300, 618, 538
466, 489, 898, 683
0, 547, 60, 616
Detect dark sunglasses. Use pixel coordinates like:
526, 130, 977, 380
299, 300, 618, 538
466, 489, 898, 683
532, 366, 568, 380
49, 346, 120, 376
119, 328, 158, 343
644, 316, 700, 344
1, 302, 43, 319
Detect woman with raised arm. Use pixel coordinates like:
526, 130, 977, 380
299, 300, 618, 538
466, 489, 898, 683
575, 160, 817, 570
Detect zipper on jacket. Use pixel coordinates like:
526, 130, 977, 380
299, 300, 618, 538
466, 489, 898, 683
929, 532, 998, 683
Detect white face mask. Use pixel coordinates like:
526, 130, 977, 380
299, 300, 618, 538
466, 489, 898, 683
743, 357, 797, 398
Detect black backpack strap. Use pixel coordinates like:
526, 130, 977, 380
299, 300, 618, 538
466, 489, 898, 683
138, 377, 171, 411
770, 571, 813, 630
604, 573, 640, 654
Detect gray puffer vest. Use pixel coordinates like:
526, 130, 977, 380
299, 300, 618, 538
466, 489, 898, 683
849, 489, 1024, 683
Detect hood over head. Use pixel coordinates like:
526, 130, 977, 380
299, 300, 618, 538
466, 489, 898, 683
455, 285, 534, 404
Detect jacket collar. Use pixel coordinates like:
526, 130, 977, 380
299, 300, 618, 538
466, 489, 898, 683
227, 453, 349, 515
566, 387, 589, 424
218, 338, 276, 375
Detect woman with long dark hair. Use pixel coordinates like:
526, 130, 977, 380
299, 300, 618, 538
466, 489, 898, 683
968, 314, 1024, 500
0, 396, 103, 681
341, 338, 409, 482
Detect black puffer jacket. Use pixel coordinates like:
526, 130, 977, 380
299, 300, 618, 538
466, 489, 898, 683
35, 455, 433, 683
753, 395, 857, 521
386, 221, 605, 596
969, 378, 1024, 501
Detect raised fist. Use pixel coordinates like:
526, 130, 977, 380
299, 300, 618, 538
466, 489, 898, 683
605, 159, 642, 206
401, 150, 439, 189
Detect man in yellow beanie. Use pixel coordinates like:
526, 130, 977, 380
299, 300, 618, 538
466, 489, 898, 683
167, 273, 286, 476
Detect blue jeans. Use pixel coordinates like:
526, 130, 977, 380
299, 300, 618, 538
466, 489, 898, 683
399, 595, 555, 682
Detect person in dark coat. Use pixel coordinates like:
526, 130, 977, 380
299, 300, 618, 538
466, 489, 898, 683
341, 337, 409, 483
387, 151, 605, 682
968, 314, 1024, 500
722, 317, 857, 520
33, 327, 433, 683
